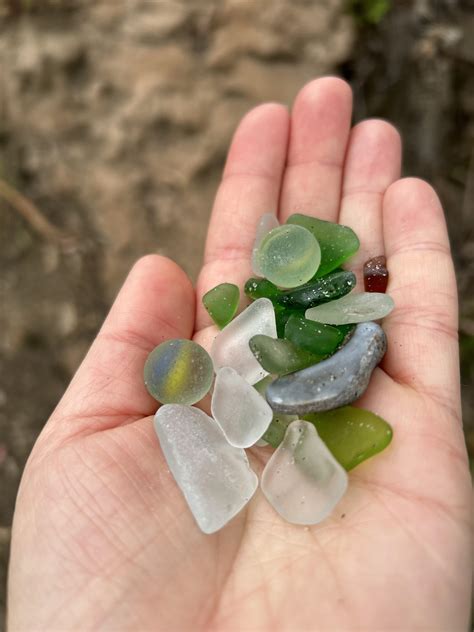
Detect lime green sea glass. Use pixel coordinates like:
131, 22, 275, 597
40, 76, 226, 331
278, 270, 356, 309
256, 225, 321, 288
203, 283, 240, 329
303, 406, 393, 470
249, 335, 324, 375
287, 214, 359, 277
144, 339, 214, 405
284, 314, 344, 355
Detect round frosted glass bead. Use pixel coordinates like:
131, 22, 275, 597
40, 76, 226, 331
144, 339, 214, 405
256, 225, 320, 288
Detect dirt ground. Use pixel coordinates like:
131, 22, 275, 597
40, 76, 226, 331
0, 0, 473, 626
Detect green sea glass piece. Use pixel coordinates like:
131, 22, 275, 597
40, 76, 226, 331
284, 314, 344, 356
244, 277, 280, 303
262, 413, 297, 448
274, 305, 305, 338
287, 214, 359, 277
256, 224, 321, 288
202, 283, 240, 328
249, 335, 324, 375
144, 339, 214, 405
303, 406, 393, 470
277, 270, 356, 309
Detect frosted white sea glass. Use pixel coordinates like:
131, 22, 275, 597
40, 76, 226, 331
211, 298, 277, 384
212, 367, 273, 448
154, 404, 258, 534
261, 420, 348, 525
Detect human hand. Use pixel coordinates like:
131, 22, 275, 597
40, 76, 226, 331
7, 78, 472, 631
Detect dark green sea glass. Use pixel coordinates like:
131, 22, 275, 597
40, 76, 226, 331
284, 314, 344, 355
303, 406, 393, 470
277, 270, 356, 309
249, 335, 324, 375
274, 305, 305, 338
202, 283, 239, 328
287, 214, 359, 277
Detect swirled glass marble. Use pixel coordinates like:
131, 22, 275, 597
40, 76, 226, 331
144, 339, 214, 405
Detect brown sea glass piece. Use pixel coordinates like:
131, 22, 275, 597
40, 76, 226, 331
363, 255, 389, 293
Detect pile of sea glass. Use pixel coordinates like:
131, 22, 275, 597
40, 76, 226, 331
144, 213, 395, 534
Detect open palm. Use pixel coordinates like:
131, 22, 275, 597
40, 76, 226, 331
8, 78, 472, 631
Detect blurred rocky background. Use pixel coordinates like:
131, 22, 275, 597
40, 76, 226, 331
0, 0, 473, 626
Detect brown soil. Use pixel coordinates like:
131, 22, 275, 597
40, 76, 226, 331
0, 0, 473, 627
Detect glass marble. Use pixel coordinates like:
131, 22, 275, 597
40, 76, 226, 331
144, 339, 213, 405
154, 404, 258, 534
249, 334, 324, 376
256, 225, 321, 288
203, 282, 240, 329
261, 420, 348, 525
305, 292, 395, 325
303, 406, 393, 470
287, 214, 359, 277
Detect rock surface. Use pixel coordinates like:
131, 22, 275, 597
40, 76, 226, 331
266, 322, 387, 414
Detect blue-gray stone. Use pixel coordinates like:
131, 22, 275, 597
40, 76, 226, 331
266, 322, 387, 414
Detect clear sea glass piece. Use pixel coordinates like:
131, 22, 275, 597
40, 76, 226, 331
211, 298, 277, 384
154, 404, 258, 534
305, 292, 395, 325
261, 420, 348, 525
211, 367, 273, 448
144, 339, 214, 405
256, 225, 321, 288
252, 213, 279, 276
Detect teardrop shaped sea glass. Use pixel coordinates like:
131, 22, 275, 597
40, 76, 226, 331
261, 420, 348, 525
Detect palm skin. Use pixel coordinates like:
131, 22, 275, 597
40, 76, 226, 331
7, 78, 472, 631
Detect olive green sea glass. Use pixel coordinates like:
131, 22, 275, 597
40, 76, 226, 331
277, 270, 356, 309
203, 283, 240, 329
303, 406, 393, 470
287, 214, 359, 277
249, 335, 324, 375
256, 225, 321, 288
284, 314, 344, 355
144, 339, 214, 405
